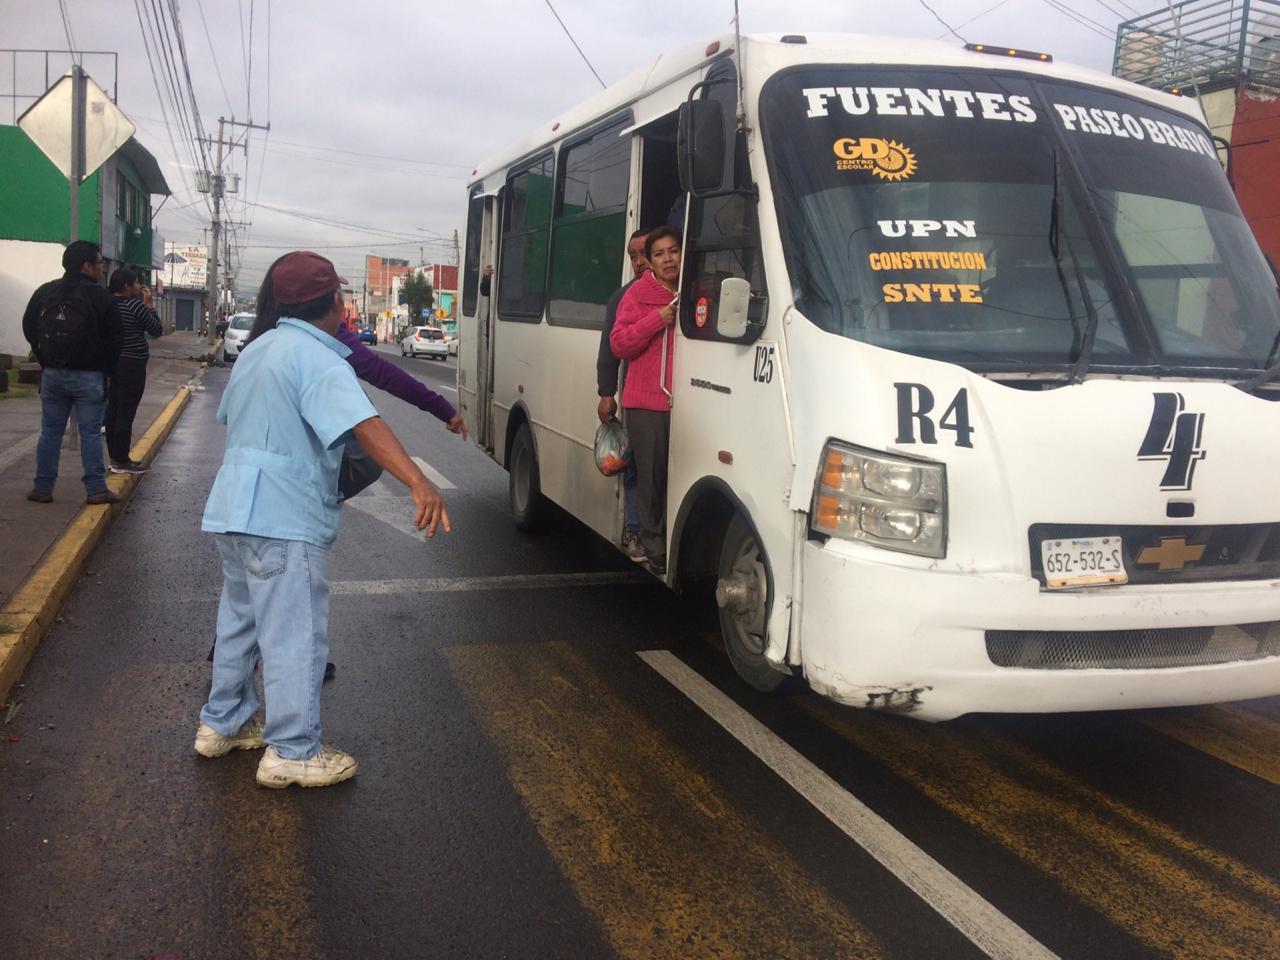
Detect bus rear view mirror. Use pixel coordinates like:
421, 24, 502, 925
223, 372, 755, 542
678, 99, 726, 194
717, 277, 751, 338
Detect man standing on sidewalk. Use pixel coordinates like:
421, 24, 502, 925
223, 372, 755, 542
195, 251, 451, 789
21, 241, 124, 506
105, 269, 163, 474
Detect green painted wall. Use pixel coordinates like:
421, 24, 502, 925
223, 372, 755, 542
0, 125, 101, 244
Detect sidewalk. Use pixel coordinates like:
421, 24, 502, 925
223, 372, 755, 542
0, 331, 215, 608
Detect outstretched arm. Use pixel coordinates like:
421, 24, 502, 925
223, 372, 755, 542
352, 415, 452, 537
336, 324, 460, 427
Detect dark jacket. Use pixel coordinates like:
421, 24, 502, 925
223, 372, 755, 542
22, 274, 124, 373
596, 278, 639, 397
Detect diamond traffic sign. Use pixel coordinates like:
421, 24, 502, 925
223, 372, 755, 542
18, 70, 135, 181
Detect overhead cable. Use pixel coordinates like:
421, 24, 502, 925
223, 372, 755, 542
542, 0, 606, 89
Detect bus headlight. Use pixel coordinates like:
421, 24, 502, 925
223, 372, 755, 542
811, 442, 946, 558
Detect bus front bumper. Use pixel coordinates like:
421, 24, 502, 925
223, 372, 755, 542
798, 540, 1280, 722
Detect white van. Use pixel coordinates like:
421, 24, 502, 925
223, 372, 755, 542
457, 33, 1280, 720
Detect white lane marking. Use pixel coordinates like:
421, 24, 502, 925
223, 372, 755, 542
332, 571, 648, 595
638, 650, 1059, 960
342, 494, 430, 541
0, 432, 40, 475
412, 455, 455, 489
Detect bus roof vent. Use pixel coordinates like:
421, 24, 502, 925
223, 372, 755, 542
965, 42, 1052, 63
780, 35, 807, 44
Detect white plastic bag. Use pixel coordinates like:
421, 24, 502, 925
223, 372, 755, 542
594, 418, 632, 477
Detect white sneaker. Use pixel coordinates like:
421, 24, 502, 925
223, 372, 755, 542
194, 718, 265, 757
256, 744, 358, 789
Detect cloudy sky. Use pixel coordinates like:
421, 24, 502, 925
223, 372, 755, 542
4, 0, 1140, 295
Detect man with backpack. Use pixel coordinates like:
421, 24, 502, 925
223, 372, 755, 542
21, 241, 125, 505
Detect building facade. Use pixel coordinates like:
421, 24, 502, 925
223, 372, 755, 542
0, 124, 169, 356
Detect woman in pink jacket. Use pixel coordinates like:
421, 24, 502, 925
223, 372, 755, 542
609, 226, 682, 573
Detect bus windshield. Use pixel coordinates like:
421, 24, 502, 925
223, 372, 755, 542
760, 67, 1280, 374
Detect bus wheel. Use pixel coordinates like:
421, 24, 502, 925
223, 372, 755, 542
716, 515, 785, 692
509, 422, 545, 531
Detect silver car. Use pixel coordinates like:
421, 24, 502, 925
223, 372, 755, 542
223, 313, 254, 361
400, 325, 449, 360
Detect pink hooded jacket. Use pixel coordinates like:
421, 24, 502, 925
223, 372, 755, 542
609, 270, 676, 412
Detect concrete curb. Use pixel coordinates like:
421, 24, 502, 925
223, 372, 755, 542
0, 383, 196, 706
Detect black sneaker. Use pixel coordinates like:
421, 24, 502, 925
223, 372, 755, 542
108, 459, 148, 474
644, 555, 666, 576
324, 662, 336, 682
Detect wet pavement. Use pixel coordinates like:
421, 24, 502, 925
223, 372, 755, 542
2, 348, 1279, 959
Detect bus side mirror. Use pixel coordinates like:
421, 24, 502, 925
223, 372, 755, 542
678, 100, 726, 194
716, 277, 751, 339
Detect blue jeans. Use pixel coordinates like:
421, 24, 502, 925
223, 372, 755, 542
34, 367, 108, 494
201, 534, 332, 761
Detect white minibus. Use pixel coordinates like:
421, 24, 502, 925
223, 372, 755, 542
457, 32, 1280, 720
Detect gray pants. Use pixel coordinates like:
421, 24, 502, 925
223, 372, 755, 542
626, 408, 669, 560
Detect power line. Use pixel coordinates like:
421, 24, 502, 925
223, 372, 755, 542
194, 0, 233, 112
946, 0, 1012, 37
1038, 0, 1114, 38
542, 0, 605, 89
56, 0, 80, 63
917, 0, 967, 43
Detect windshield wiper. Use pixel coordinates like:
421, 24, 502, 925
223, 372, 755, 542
1047, 148, 1105, 385
1235, 252, 1280, 393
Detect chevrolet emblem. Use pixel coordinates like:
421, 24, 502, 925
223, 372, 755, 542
1136, 537, 1206, 572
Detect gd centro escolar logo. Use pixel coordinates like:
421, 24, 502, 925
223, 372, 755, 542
832, 138, 917, 181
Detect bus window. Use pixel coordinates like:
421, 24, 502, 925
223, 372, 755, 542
462, 186, 484, 316
548, 116, 632, 328
498, 154, 554, 322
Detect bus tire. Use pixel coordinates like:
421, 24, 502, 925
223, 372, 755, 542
716, 514, 786, 692
509, 422, 546, 531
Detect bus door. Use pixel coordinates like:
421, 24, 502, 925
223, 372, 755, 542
463, 185, 500, 452
667, 57, 797, 676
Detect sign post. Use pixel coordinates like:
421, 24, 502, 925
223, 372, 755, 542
18, 66, 135, 244
68, 63, 85, 243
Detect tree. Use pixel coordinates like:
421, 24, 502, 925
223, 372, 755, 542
399, 272, 434, 325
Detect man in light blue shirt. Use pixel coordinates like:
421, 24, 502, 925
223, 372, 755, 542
193, 251, 451, 789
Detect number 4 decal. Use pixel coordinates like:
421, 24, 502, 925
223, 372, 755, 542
894, 382, 975, 448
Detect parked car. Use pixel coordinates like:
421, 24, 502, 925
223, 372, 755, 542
447, 334, 459, 357
400, 325, 449, 359
222, 313, 255, 361
357, 326, 377, 345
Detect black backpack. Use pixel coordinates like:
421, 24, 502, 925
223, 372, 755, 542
37, 280, 94, 368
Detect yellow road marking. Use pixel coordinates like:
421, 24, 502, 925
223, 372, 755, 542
803, 700, 1280, 960
444, 642, 883, 960
222, 773, 320, 959
1139, 704, 1280, 786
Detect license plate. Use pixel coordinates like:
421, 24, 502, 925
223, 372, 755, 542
1040, 536, 1127, 589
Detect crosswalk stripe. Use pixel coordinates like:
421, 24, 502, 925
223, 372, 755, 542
411, 455, 455, 489
1139, 704, 1280, 786
332, 571, 647, 595
444, 642, 884, 960
799, 697, 1280, 960
641, 650, 1057, 960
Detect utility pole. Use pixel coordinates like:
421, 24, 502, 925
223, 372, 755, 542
68, 63, 86, 244
452, 229, 460, 267
201, 116, 270, 342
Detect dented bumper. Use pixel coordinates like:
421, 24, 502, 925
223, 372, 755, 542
798, 539, 1280, 722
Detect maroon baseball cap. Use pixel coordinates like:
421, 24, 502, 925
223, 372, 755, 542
272, 251, 348, 304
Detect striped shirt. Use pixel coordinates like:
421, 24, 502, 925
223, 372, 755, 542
113, 296, 163, 360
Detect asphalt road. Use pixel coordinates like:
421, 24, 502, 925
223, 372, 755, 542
2, 346, 1279, 959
